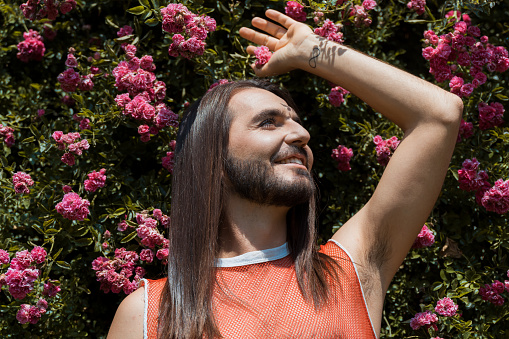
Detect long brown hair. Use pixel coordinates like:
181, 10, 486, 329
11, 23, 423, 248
159, 80, 338, 338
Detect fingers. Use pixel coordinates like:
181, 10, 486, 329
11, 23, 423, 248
265, 9, 298, 29
251, 17, 287, 40
239, 27, 280, 51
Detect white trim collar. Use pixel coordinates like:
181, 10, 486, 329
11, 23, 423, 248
215, 243, 290, 267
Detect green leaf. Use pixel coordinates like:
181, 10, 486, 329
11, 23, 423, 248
22, 136, 36, 144
56, 261, 71, 270
139, 0, 150, 7
74, 238, 93, 247
120, 231, 138, 243
495, 93, 508, 101
115, 34, 134, 42
127, 6, 146, 15
52, 248, 63, 261
145, 17, 159, 26
111, 207, 126, 217
32, 224, 44, 234
43, 219, 55, 228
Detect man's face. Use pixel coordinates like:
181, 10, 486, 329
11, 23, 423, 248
225, 88, 314, 207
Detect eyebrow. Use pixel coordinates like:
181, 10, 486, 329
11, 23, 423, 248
251, 109, 302, 125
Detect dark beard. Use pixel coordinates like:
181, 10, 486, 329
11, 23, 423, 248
224, 153, 314, 207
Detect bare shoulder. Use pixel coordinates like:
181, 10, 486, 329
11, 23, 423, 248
107, 286, 145, 339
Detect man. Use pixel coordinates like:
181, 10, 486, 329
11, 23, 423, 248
108, 9, 463, 339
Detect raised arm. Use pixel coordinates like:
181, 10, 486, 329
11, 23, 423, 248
240, 9, 463, 330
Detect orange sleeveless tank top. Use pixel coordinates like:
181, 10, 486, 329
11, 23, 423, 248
141, 240, 377, 338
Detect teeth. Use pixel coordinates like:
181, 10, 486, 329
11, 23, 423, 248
278, 157, 303, 165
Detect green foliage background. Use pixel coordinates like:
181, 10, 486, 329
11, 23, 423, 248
0, 0, 508, 337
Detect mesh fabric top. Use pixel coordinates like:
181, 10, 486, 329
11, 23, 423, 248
142, 240, 377, 338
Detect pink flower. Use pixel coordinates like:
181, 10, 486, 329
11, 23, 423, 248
42, 282, 61, 297
208, 79, 230, 91
362, 0, 377, 11
458, 158, 489, 192
155, 104, 179, 129
0, 124, 15, 147
481, 179, 509, 214
314, 19, 344, 43
285, 1, 307, 22
37, 109, 45, 117
478, 102, 504, 130
331, 145, 353, 171
30, 246, 46, 264
117, 25, 134, 38
373, 135, 400, 166
435, 297, 458, 317
407, 0, 426, 15
84, 169, 107, 192
410, 310, 438, 330
457, 119, 473, 142
140, 249, 154, 263
479, 283, 505, 306
36, 298, 48, 311
16, 30, 45, 62
412, 225, 435, 248
57, 68, 81, 92
162, 151, 175, 173
254, 46, 272, 68
0, 249, 9, 265
5, 267, 39, 299
156, 248, 169, 261
329, 86, 349, 107
55, 192, 90, 221
65, 53, 78, 67
12, 172, 34, 194
79, 118, 91, 130
59, 0, 76, 15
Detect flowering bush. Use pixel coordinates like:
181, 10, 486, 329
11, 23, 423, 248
0, 0, 508, 337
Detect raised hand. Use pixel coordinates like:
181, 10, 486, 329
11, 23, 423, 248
239, 9, 313, 77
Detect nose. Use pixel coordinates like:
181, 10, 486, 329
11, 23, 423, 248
284, 120, 311, 147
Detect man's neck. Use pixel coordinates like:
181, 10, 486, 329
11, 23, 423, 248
218, 194, 289, 258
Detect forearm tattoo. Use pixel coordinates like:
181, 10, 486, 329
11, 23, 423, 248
309, 46, 320, 68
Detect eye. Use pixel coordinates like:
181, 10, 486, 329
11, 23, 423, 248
258, 118, 276, 129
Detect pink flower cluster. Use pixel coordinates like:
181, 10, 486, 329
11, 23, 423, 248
208, 79, 230, 91
328, 86, 349, 106
55, 192, 90, 221
349, 0, 377, 27
407, 0, 426, 15
285, 1, 306, 22
458, 158, 490, 193
117, 25, 133, 38
16, 300, 48, 324
254, 46, 272, 68
435, 297, 458, 317
73, 114, 91, 130
20, 0, 76, 21
412, 225, 435, 248
113, 45, 178, 142
84, 169, 107, 192
457, 119, 473, 142
2, 247, 46, 300
479, 278, 508, 306
135, 211, 169, 252
410, 310, 438, 330
42, 281, 61, 297
91, 248, 145, 294
373, 135, 400, 166
57, 52, 95, 92
314, 19, 344, 43
478, 101, 504, 130
162, 151, 175, 173
12, 172, 34, 194
52, 131, 90, 166
481, 179, 509, 214
17, 29, 45, 63
161, 4, 216, 59
422, 14, 509, 97
0, 124, 15, 147
331, 145, 353, 171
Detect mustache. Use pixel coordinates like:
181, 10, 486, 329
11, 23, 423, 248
270, 145, 309, 165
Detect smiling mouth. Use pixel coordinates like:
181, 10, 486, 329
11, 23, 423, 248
275, 157, 305, 166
